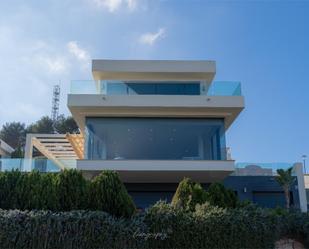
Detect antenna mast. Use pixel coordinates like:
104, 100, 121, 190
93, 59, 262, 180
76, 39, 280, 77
51, 85, 60, 122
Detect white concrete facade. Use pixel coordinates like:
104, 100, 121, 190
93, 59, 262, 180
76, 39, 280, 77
68, 94, 244, 131
68, 59, 244, 180
293, 163, 308, 212
92, 59, 216, 81
77, 160, 235, 182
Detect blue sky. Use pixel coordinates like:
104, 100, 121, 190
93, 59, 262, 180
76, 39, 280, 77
0, 0, 308, 163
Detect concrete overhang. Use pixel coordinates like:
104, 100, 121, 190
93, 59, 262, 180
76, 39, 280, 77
78, 160, 235, 183
92, 59, 216, 82
68, 94, 244, 132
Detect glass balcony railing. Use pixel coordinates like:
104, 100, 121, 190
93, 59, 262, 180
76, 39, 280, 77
234, 162, 295, 176
0, 158, 61, 172
70, 80, 242, 96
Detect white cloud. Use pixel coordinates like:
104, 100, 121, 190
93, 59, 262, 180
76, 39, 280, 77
91, 0, 138, 12
67, 41, 90, 70
139, 28, 166, 45
36, 55, 68, 74
0, 23, 91, 126
93, 0, 123, 12
67, 41, 90, 61
126, 0, 137, 11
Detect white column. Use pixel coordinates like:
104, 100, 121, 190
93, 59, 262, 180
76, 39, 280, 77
24, 134, 34, 172
293, 163, 307, 212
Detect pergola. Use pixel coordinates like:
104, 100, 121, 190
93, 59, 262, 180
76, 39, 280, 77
24, 133, 84, 170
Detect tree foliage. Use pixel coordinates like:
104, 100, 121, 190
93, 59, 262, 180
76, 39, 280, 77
54, 115, 79, 134
0, 116, 79, 158
276, 167, 295, 209
27, 116, 54, 134
0, 122, 26, 149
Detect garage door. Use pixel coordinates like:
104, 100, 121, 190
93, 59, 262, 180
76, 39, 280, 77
252, 191, 286, 208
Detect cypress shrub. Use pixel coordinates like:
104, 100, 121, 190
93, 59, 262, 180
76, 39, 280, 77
55, 169, 88, 211
171, 178, 237, 211
0, 171, 59, 211
37, 173, 58, 210
88, 170, 136, 217
171, 177, 207, 211
15, 171, 43, 210
0, 170, 135, 217
0, 170, 22, 209
205, 182, 238, 208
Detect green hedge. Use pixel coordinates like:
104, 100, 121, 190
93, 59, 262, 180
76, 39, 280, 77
1, 203, 308, 249
0, 209, 146, 249
0, 170, 135, 217
145, 202, 280, 249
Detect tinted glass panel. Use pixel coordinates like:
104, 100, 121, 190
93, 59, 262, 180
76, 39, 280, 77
106, 82, 200, 95
85, 118, 226, 160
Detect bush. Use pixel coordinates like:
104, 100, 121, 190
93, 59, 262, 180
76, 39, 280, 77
205, 182, 238, 208
15, 171, 57, 210
0, 209, 147, 249
273, 210, 309, 246
171, 177, 207, 211
145, 201, 281, 249
56, 169, 88, 211
0, 170, 22, 209
171, 178, 238, 211
0, 170, 135, 217
88, 170, 136, 217
0, 204, 309, 249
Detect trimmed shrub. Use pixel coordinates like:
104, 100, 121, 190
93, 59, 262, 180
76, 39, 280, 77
88, 170, 136, 217
274, 210, 309, 246
171, 177, 207, 211
15, 171, 47, 210
0, 170, 135, 217
0, 209, 147, 249
55, 169, 88, 211
145, 201, 281, 249
0, 170, 22, 209
0, 205, 309, 249
205, 182, 238, 208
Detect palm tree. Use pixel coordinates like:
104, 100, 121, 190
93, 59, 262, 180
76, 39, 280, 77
276, 167, 295, 209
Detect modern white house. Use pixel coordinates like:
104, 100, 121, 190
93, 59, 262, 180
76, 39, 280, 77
67, 59, 244, 184
23, 59, 307, 211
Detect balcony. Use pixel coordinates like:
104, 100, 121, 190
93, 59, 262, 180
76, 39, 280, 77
0, 158, 61, 172
70, 80, 242, 96
68, 80, 244, 132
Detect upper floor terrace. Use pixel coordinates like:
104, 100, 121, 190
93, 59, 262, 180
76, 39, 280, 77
67, 59, 244, 132
70, 80, 242, 96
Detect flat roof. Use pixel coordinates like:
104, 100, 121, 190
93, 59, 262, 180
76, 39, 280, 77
92, 59, 216, 81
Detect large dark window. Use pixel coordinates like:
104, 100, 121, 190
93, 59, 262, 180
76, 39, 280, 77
106, 82, 200, 95
85, 118, 226, 160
